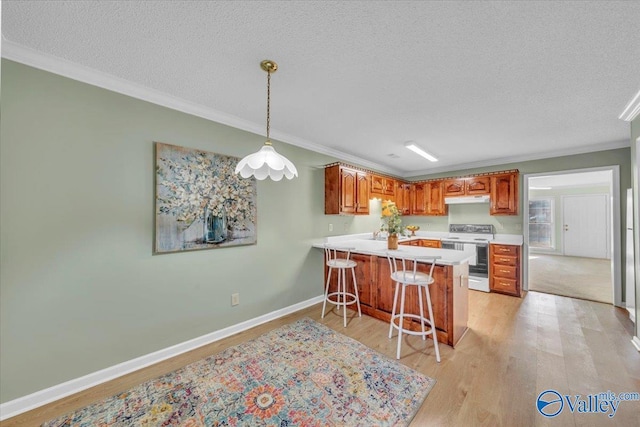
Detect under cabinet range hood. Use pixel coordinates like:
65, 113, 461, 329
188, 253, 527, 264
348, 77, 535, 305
444, 195, 490, 204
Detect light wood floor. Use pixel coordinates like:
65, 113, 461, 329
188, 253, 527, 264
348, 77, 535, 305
529, 254, 612, 304
2, 291, 639, 427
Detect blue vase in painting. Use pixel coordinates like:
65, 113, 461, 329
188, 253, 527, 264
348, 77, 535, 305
204, 205, 227, 243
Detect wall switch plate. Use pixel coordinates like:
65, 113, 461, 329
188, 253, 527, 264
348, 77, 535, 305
231, 293, 240, 306
329, 223, 333, 231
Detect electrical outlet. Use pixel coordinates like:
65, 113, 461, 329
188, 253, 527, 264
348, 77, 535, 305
231, 293, 240, 306
329, 223, 333, 232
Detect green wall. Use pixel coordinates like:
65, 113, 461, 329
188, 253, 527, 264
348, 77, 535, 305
0, 60, 339, 402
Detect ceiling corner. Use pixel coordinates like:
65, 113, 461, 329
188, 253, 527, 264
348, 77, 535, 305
619, 89, 640, 122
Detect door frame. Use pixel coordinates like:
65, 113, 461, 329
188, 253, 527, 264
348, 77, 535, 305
523, 165, 622, 307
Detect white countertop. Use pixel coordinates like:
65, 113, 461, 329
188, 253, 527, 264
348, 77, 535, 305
491, 234, 524, 245
319, 231, 524, 245
311, 233, 471, 266
312, 231, 524, 263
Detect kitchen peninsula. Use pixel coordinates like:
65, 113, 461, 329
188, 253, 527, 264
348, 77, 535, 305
313, 234, 470, 347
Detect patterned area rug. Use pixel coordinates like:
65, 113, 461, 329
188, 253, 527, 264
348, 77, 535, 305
43, 318, 435, 426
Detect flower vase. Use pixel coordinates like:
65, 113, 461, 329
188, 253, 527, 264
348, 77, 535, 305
388, 234, 398, 250
204, 205, 227, 243
176, 221, 191, 249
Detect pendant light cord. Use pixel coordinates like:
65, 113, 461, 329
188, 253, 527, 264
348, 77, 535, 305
266, 69, 271, 144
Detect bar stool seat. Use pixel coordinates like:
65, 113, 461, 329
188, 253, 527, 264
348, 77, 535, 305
322, 245, 362, 327
386, 251, 441, 361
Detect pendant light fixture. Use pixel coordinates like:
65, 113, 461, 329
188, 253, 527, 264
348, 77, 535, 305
235, 60, 298, 181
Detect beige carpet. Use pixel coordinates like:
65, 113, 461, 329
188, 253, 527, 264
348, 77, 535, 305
528, 254, 613, 304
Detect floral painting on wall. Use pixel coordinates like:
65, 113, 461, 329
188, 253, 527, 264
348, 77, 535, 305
154, 142, 257, 253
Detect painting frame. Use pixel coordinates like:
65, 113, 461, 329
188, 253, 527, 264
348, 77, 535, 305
154, 142, 257, 254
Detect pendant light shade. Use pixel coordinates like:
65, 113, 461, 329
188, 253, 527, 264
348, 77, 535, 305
235, 143, 298, 181
235, 60, 298, 181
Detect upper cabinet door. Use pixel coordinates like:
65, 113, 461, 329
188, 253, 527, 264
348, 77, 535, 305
395, 182, 411, 215
356, 171, 370, 214
383, 178, 395, 196
370, 174, 385, 195
490, 172, 519, 215
411, 183, 427, 215
340, 168, 357, 214
426, 180, 448, 216
371, 174, 395, 198
443, 178, 466, 197
465, 176, 490, 195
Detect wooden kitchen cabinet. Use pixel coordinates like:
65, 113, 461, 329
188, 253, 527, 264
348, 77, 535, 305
395, 182, 411, 215
444, 176, 490, 197
323, 162, 518, 217
443, 178, 466, 196
325, 164, 370, 215
489, 244, 522, 297
490, 172, 519, 215
370, 174, 395, 198
398, 239, 440, 247
426, 180, 447, 216
374, 256, 467, 347
322, 249, 469, 347
418, 239, 441, 248
466, 176, 491, 195
410, 183, 428, 215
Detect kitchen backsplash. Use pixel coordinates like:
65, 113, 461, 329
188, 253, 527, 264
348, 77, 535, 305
326, 199, 523, 236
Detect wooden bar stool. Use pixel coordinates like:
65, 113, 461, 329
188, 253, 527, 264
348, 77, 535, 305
322, 245, 362, 327
386, 251, 441, 361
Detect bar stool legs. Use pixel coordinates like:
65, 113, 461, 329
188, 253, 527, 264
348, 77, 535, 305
322, 246, 361, 328
386, 253, 441, 362
423, 281, 440, 362
389, 282, 440, 361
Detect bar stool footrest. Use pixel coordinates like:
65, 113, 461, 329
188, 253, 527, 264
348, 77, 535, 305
326, 291, 359, 307
390, 314, 436, 337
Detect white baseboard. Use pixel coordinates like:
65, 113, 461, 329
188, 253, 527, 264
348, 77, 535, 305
632, 336, 640, 352
0, 295, 324, 421
628, 307, 636, 323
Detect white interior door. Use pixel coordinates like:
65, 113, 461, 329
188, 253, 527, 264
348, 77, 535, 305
562, 194, 609, 259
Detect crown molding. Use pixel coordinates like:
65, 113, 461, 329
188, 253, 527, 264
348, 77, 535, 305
402, 139, 630, 178
1, 40, 399, 175
619, 89, 640, 122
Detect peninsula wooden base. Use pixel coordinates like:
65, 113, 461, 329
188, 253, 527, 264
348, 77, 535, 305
324, 253, 469, 347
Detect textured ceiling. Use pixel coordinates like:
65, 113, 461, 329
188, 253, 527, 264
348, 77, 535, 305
2, 1, 639, 177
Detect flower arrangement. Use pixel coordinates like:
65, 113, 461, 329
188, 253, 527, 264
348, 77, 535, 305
380, 200, 404, 236
157, 148, 256, 231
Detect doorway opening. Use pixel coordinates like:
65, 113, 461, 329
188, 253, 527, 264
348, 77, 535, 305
524, 167, 621, 305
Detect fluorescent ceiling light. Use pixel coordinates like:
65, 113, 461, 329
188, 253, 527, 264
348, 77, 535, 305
529, 186, 551, 190
405, 142, 438, 162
